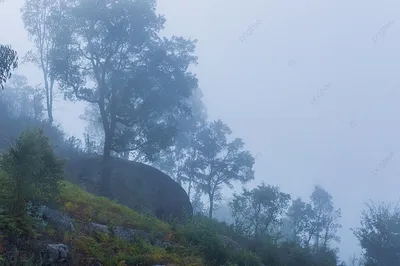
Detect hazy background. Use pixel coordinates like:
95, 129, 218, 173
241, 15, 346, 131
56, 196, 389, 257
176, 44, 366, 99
2, 0, 400, 260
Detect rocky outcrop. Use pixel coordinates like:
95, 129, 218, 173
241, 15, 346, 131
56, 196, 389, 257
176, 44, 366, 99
0, 237, 69, 265
41, 243, 69, 264
41, 207, 174, 249
64, 155, 193, 221
42, 205, 75, 232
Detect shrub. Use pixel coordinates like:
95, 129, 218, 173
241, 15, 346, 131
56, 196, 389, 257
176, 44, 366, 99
230, 249, 262, 266
177, 216, 229, 266
0, 128, 64, 233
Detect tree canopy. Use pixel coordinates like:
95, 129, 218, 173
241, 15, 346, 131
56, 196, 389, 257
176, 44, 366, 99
47, 0, 199, 196
190, 119, 255, 219
353, 202, 400, 266
0, 45, 18, 89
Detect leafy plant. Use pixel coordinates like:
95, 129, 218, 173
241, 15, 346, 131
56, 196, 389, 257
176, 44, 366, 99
0, 128, 64, 235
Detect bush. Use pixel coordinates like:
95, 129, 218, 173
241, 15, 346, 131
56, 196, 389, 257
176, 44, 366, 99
230, 250, 262, 266
174, 215, 264, 266
0, 128, 64, 233
177, 216, 229, 266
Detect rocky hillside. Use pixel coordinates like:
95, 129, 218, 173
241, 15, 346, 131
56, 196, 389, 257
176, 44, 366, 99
0, 180, 260, 265
0, 130, 344, 266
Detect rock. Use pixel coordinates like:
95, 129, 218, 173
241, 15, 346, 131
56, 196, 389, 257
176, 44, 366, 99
112, 226, 151, 244
81, 222, 175, 248
154, 239, 173, 249
41, 206, 75, 232
64, 155, 193, 221
41, 243, 69, 263
67, 218, 175, 251
82, 222, 109, 235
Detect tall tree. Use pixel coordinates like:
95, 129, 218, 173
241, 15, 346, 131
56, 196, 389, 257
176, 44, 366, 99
191, 120, 255, 219
49, 0, 198, 196
229, 182, 291, 239
308, 186, 342, 249
0, 45, 18, 89
21, 0, 58, 124
286, 197, 314, 244
353, 202, 400, 266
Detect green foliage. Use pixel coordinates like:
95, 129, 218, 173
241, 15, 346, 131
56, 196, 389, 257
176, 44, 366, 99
230, 182, 291, 238
0, 44, 18, 89
174, 215, 262, 266
0, 212, 28, 236
59, 181, 170, 234
68, 233, 193, 266
0, 128, 64, 216
46, 0, 200, 196
0, 149, 346, 266
177, 217, 229, 265
230, 249, 262, 266
189, 119, 255, 219
353, 202, 400, 266
0, 170, 12, 204
0, 128, 345, 266
285, 197, 314, 243
55, 181, 204, 265
308, 186, 342, 248
281, 186, 342, 251
0, 128, 64, 242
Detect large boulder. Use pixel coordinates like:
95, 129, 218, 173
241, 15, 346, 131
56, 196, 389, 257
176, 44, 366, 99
64, 155, 193, 221
41, 244, 69, 264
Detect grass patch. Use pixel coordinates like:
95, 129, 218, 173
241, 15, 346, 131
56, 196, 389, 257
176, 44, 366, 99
55, 181, 205, 265
70, 234, 203, 265
58, 181, 170, 235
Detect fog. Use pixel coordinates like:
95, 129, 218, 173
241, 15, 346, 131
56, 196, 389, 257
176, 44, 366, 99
1, 0, 400, 262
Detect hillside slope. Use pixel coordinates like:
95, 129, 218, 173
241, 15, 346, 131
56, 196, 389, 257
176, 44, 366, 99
0, 181, 261, 266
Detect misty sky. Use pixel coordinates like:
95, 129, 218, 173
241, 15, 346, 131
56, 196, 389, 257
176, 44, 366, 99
2, 0, 400, 261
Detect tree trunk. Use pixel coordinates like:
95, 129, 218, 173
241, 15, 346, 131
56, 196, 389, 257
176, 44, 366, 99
48, 77, 54, 124
254, 203, 261, 238
41, 59, 53, 124
208, 193, 214, 219
47, 103, 53, 124
323, 227, 329, 248
44, 77, 53, 124
187, 179, 192, 198
98, 78, 117, 197
100, 132, 112, 197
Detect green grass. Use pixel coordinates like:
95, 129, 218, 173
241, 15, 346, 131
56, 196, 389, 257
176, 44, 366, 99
1, 179, 259, 265
59, 181, 170, 234
56, 181, 205, 265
